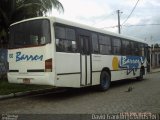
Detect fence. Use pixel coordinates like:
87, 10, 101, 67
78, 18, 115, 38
0, 48, 8, 79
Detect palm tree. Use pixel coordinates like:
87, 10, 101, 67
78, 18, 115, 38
0, 0, 64, 45
0, 0, 13, 43
12, 0, 64, 22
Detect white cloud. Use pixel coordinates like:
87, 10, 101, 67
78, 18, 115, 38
123, 17, 141, 25
52, 0, 112, 22
50, 0, 160, 43
144, 0, 160, 6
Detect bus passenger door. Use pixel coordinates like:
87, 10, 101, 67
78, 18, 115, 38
79, 35, 92, 86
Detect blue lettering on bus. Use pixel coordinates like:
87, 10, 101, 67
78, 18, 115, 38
119, 56, 145, 75
16, 52, 43, 62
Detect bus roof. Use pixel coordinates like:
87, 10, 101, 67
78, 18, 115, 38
10, 16, 146, 44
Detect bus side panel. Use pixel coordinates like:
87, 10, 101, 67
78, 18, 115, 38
91, 54, 112, 85
55, 52, 81, 87
91, 55, 147, 85
111, 56, 147, 81
92, 55, 124, 84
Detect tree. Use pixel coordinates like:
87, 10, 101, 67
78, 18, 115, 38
0, 0, 64, 42
0, 0, 13, 37
151, 43, 160, 48
154, 43, 159, 48
12, 0, 64, 22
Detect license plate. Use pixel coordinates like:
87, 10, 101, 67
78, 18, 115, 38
23, 78, 30, 84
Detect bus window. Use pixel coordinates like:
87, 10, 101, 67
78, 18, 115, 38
112, 38, 121, 55
66, 28, 76, 40
134, 42, 140, 56
129, 41, 134, 55
91, 33, 99, 54
10, 19, 50, 48
55, 26, 65, 39
55, 26, 77, 53
139, 43, 144, 56
99, 35, 111, 55
122, 40, 130, 55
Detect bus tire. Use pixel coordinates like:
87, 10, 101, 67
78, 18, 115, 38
136, 68, 144, 81
98, 71, 111, 91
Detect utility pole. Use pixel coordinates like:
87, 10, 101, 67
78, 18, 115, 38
117, 10, 121, 34
151, 36, 154, 50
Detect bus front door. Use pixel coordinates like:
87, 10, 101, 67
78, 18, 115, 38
79, 35, 92, 86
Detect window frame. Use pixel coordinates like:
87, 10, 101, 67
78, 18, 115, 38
9, 19, 51, 49
111, 37, 122, 55
121, 39, 132, 56
98, 34, 112, 55
91, 32, 99, 54
54, 23, 78, 53
54, 23, 146, 57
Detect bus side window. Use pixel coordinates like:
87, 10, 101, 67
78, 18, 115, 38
56, 38, 64, 52
122, 40, 130, 56
55, 26, 77, 53
140, 43, 144, 56
99, 35, 111, 55
55, 26, 65, 52
66, 28, 77, 52
112, 38, 121, 55
129, 41, 134, 55
91, 33, 99, 54
134, 42, 140, 56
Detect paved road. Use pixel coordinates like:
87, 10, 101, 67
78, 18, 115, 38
0, 73, 159, 115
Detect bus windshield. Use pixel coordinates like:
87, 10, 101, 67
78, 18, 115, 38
9, 19, 51, 48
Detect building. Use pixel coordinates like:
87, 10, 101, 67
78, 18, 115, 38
150, 47, 160, 68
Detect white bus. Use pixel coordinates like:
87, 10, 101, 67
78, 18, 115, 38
8, 17, 149, 91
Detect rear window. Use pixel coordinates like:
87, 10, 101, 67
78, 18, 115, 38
9, 19, 51, 48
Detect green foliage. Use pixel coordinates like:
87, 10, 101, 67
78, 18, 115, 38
0, 0, 64, 40
154, 43, 159, 48
151, 43, 160, 48
13, 0, 64, 22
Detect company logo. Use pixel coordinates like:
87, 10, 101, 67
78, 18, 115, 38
112, 56, 145, 75
112, 56, 119, 70
119, 56, 145, 75
16, 52, 43, 62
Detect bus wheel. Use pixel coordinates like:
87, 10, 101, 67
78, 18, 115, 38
98, 71, 111, 91
137, 68, 144, 81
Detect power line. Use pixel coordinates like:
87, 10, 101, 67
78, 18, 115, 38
121, 0, 140, 26
102, 23, 160, 29
123, 23, 160, 27
103, 0, 140, 31
101, 25, 117, 29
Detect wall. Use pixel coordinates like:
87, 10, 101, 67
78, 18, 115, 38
151, 48, 160, 68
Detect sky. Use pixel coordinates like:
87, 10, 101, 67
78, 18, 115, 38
51, 0, 160, 45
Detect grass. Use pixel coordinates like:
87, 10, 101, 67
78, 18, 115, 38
0, 79, 52, 95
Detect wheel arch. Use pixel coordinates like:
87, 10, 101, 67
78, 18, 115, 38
102, 67, 111, 78
98, 67, 111, 91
